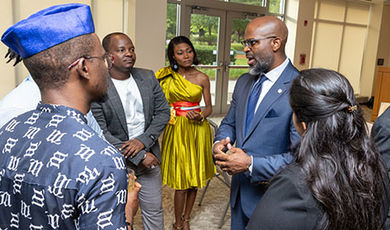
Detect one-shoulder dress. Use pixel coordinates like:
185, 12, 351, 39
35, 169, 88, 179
155, 66, 216, 190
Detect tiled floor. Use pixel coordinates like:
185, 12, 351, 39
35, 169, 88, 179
133, 176, 231, 230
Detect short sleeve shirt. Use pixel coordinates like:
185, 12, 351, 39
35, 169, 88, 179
0, 103, 128, 229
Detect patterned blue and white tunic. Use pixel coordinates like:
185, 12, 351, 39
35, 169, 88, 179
0, 103, 128, 229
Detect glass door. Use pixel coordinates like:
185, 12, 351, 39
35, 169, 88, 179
221, 12, 257, 113
186, 7, 226, 114
178, 2, 266, 114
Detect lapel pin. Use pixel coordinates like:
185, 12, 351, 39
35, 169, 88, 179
277, 89, 282, 94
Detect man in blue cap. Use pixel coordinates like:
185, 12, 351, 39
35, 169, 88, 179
0, 3, 137, 229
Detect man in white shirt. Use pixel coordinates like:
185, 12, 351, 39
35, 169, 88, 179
91, 32, 170, 230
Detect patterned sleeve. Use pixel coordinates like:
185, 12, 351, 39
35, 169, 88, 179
76, 162, 128, 229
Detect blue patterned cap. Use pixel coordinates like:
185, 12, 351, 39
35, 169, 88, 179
1, 3, 95, 58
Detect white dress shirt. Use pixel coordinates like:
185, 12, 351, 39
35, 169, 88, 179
254, 57, 290, 113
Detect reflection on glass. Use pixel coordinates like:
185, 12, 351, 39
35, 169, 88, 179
190, 14, 220, 106
269, 0, 284, 14
165, 3, 178, 65
229, 0, 263, 6
227, 18, 250, 104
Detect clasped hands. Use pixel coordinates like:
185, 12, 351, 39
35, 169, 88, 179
120, 139, 158, 168
213, 137, 252, 175
186, 110, 204, 121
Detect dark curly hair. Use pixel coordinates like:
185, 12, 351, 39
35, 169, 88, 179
290, 68, 389, 230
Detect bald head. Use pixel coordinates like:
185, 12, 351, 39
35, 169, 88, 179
246, 16, 288, 52
244, 16, 289, 73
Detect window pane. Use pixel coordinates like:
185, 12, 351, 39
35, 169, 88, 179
227, 18, 250, 104
269, 0, 284, 14
229, 0, 262, 6
339, 26, 366, 93
165, 3, 178, 65
190, 14, 220, 106
318, 0, 345, 22
190, 14, 219, 65
311, 22, 343, 70
346, 3, 369, 25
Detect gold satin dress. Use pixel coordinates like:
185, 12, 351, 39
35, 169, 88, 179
156, 67, 216, 190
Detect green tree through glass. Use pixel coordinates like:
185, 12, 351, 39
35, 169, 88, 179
166, 3, 177, 40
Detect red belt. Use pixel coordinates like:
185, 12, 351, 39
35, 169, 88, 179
171, 101, 201, 116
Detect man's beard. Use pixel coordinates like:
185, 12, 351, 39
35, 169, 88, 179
249, 52, 273, 76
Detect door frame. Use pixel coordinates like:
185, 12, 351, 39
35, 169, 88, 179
169, 0, 267, 115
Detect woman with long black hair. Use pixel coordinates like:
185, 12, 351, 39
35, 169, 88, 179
247, 68, 390, 230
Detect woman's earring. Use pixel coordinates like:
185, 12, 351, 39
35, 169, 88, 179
173, 62, 178, 71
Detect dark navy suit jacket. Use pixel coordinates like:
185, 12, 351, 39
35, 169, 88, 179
215, 61, 300, 217
372, 107, 390, 229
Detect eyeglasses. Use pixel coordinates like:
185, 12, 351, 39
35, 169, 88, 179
68, 53, 113, 70
241, 36, 277, 48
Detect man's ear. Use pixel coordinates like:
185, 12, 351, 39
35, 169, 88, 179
108, 53, 114, 64
271, 37, 282, 52
75, 58, 90, 80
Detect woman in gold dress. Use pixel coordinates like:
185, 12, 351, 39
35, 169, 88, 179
156, 36, 216, 230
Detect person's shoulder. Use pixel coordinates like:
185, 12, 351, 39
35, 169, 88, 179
270, 164, 305, 190
132, 67, 154, 76
375, 107, 390, 126
236, 72, 252, 83
195, 69, 210, 82
268, 164, 316, 210
155, 66, 172, 80
281, 61, 299, 80
132, 67, 157, 83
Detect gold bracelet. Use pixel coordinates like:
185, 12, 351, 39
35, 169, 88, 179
199, 114, 205, 122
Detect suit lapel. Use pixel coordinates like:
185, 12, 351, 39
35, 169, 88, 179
131, 68, 149, 122
108, 76, 128, 136
243, 63, 294, 143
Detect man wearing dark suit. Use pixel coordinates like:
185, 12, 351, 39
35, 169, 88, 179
213, 16, 300, 229
91, 32, 170, 230
372, 107, 390, 229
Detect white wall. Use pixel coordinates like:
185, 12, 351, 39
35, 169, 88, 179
127, 0, 167, 72
288, 0, 385, 98
284, 0, 299, 67
288, 0, 316, 71
360, 0, 383, 97
0, 0, 15, 98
